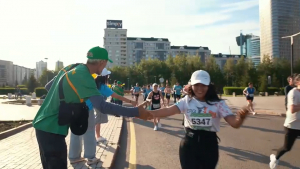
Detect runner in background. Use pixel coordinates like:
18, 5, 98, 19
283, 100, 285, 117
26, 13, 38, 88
133, 83, 141, 105
270, 74, 300, 169
243, 83, 256, 115
164, 84, 172, 107
130, 86, 134, 99
174, 82, 183, 101
110, 80, 117, 103
112, 81, 124, 106
147, 83, 165, 131
160, 84, 166, 104
285, 76, 294, 110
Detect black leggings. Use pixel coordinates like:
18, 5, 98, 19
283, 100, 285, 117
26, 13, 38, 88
179, 129, 219, 169
276, 127, 300, 159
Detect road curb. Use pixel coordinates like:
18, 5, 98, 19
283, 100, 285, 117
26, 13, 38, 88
102, 117, 124, 169
0, 122, 32, 140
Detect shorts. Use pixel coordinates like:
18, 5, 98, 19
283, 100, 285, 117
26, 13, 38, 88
162, 93, 165, 99
95, 109, 108, 124
135, 94, 139, 98
166, 94, 171, 99
151, 105, 161, 110
246, 96, 254, 102
176, 94, 181, 99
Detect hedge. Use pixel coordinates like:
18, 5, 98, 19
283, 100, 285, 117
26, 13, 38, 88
17, 85, 26, 88
223, 87, 247, 95
223, 87, 282, 95
35, 87, 48, 97
0, 88, 29, 95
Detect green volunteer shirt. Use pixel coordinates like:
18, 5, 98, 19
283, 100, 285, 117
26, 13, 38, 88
112, 85, 124, 101
32, 64, 101, 136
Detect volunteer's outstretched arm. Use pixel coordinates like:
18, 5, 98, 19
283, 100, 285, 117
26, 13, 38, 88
90, 95, 150, 120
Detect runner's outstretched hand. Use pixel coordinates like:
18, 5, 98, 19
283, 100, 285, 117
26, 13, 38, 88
131, 100, 137, 107
136, 102, 153, 120
237, 106, 250, 119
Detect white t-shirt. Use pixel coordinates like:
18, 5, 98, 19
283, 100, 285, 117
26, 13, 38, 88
284, 88, 300, 130
176, 95, 233, 132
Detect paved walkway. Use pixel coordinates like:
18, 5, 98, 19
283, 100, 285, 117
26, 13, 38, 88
0, 115, 122, 169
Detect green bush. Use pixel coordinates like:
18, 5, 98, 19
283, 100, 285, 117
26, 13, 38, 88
17, 85, 26, 88
0, 88, 29, 95
279, 88, 284, 95
266, 87, 280, 95
223, 87, 246, 95
35, 87, 48, 97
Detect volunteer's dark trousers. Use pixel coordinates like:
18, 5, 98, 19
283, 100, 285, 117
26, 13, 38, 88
276, 127, 300, 159
36, 129, 67, 169
179, 129, 219, 169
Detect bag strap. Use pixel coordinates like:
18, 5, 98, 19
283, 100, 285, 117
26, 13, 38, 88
59, 63, 81, 102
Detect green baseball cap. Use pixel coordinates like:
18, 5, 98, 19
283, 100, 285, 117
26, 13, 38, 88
87, 46, 113, 63
117, 81, 122, 85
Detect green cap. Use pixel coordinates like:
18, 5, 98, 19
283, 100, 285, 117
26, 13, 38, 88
87, 46, 113, 63
117, 81, 122, 85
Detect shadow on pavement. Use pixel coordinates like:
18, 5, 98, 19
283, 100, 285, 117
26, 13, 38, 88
240, 125, 285, 134
133, 118, 185, 139
219, 146, 297, 168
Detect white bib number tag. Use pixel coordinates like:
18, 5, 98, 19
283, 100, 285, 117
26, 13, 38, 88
249, 94, 254, 97
191, 117, 212, 127
153, 104, 160, 109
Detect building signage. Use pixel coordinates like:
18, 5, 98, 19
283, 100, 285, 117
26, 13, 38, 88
107, 20, 122, 28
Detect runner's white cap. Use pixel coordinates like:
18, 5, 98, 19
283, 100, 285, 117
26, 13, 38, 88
101, 68, 111, 76
152, 83, 158, 87
190, 70, 210, 85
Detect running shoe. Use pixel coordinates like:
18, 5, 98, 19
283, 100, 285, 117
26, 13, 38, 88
154, 125, 158, 131
87, 157, 100, 165
269, 154, 279, 169
96, 137, 106, 142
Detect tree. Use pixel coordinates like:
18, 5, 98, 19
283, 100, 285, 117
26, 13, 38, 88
223, 58, 235, 86
15, 80, 18, 87
27, 74, 39, 92
22, 75, 28, 85
39, 70, 57, 87
258, 74, 268, 92
272, 73, 280, 87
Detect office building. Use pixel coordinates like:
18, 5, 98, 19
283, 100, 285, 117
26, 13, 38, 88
103, 20, 127, 68
169, 46, 211, 63
246, 35, 260, 57
36, 61, 47, 79
0, 59, 33, 86
259, 0, 300, 62
127, 37, 170, 64
55, 61, 64, 71
211, 54, 245, 70
250, 56, 261, 67
0, 60, 14, 86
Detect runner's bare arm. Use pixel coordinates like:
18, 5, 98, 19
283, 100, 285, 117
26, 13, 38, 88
149, 105, 181, 117
224, 108, 249, 128
146, 92, 153, 102
243, 88, 247, 95
290, 104, 300, 113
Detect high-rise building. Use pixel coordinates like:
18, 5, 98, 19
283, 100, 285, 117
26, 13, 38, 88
36, 60, 47, 79
169, 46, 211, 63
259, 0, 300, 62
103, 20, 127, 68
127, 37, 170, 64
55, 61, 64, 71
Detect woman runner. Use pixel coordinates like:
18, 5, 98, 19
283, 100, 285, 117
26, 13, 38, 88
269, 74, 300, 169
147, 83, 165, 131
147, 70, 249, 168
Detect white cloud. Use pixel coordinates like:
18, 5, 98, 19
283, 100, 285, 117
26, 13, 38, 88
0, 0, 259, 70
220, 0, 259, 13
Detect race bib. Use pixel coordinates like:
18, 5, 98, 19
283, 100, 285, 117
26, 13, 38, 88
191, 117, 212, 127
249, 94, 254, 97
152, 103, 160, 109
166, 94, 170, 96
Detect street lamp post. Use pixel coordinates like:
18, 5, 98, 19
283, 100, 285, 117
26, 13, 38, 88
127, 78, 129, 90
44, 58, 48, 83
282, 32, 300, 75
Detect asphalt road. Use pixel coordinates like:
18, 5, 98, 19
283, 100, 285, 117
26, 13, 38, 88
112, 96, 300, 169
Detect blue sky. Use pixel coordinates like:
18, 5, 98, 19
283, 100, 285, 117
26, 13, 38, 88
0, 0, 259, 70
